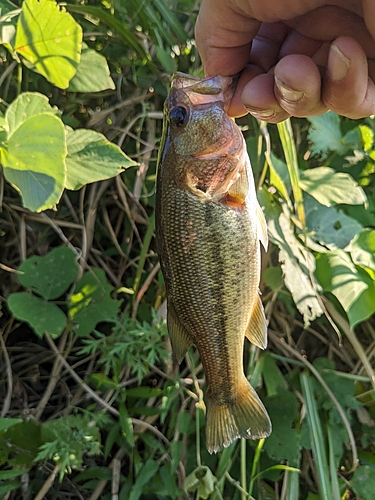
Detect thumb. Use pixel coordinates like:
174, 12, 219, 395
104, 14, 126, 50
195, 0, 260, 76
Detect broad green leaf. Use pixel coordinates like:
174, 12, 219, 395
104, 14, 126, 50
263, 388, 300, 467
0, 469, 27, 480
68, 269, 122, 336
67, 43, 115, 92
65, 128, 136, 190
267, 205, 323, 325
14, 0, 82, 88
18, 247, 79, 300
5, 92, 58, 134
0, 417, 23, 431
305, 195, 363, 250
0, 418, 42, 467
299, 167, 366, 206
349, 229, 375, 273
351, 466, 375, 500
1, 112, 66, 211
7, 292, 67, 338
307, 111, 345, 159
315, 250, 375, 328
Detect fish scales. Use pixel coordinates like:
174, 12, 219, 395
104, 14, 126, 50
155, 72, 272, 453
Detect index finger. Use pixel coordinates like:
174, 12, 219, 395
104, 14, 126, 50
195, 0, 261, 76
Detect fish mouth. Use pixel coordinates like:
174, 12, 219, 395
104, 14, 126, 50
170, 72, 237, 110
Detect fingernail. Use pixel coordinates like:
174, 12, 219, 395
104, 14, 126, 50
328, 44, 350, 81
275, 77, 304, 103
245, 107, 276, 121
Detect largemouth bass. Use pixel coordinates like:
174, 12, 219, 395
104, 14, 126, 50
155, 72, 271, 453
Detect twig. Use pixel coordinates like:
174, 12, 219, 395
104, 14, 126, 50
0, 336, 12, 417
33, 464, 60, 500
34, 330, 68, 420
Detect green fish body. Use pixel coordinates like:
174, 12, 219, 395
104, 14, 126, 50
155, 73, 271, 453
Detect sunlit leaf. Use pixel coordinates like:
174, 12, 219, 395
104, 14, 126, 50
299, 167, 366, 206
14, 0, 82, 88
267, 205, 323, 325
67, 43, 115, 92
315, 250, 375, 328
68, 269, 122, 336
65, 128, 136, 190
1, 112, 66, 211
349, 228, 375, 274
307, 111, 345, 159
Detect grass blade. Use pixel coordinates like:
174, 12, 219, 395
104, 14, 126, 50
277, 119, 305, 228
300, 372, 332, 500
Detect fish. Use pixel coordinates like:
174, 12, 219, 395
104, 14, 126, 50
155, 72, 271, 453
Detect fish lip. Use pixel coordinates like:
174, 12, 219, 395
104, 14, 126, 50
170, 72, 238, 110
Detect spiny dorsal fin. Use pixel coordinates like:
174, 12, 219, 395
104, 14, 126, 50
167, 301, 192, 364
245, 294, 268, 350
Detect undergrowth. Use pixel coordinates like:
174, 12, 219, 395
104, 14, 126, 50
0, 0, 375, 499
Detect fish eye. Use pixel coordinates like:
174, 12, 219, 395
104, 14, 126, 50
169, 106, 189, 128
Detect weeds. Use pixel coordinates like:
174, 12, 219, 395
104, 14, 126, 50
0, 0, 375, 498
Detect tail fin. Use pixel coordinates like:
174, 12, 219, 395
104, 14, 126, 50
205, 378, 271, 454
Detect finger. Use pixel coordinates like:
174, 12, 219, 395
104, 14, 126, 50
227, 65, 264, 117
249, 22, 289, 72
241, 73, 290, 123
323, 36, 375, 119
274, 54, 328, 117
195, 0, 260, 77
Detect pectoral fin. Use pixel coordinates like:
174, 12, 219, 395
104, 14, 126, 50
256, 202, 268, 251
245, 295, 268, 349
225, 167, 249, 209
167, 301, 192, 364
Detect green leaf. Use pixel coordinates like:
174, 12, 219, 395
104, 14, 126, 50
349, 228, 375, 274
315, 250, 375, 328
0, 417, 23, 431
65, 128, 136, 190
119, 402, 134, 447
1, 109, 66, 212
0, 483, 23, 496
305, 195, 363, 250
68, 269, 122, 336
0, 419, 42, 467
351, 465, 375, 500
156, 46, 177, 73
7, 292, 67, 338
263, 388, 300, 467
67, 43, 115, 92
307, 111, 346, 159
14, 0, 82, 88
0, 469, 27, 480
0, 2, 19, 51
129, 460, 160, 500
18, 247, 78, 299
299, 167, 367, 206
5, 92, 58, 134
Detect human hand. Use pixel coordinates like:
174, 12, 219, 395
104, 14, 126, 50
195, 0, 375, 121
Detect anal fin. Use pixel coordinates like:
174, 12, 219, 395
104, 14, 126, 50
245, 294, 268, 350
167, 301, 192, 364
